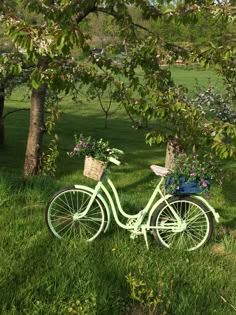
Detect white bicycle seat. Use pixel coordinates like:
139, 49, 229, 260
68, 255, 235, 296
150, 165, 170, 177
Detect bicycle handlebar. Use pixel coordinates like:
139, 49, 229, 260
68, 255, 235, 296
108, 157, 121, 165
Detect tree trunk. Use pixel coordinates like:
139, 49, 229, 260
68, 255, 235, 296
104, 112, 108, 129
165, 136, 185, 169
0, 84, 5, 145
24, 84, 47, 177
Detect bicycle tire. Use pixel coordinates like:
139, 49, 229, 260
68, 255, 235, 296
151, 196, 214, 251
45, 186, 107, 241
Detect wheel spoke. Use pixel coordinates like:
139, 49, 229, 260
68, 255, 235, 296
46, 188, 106, 241
152, 196, 213, 251
56, 219, 75, 235
79, 217, 102, 224
51, 200, 74, 215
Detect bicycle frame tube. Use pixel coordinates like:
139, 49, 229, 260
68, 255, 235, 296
144, 177, 165, 211
144, 177, 183, 225
82, 181, 103, 214
81, 176, 159, 230
106, 179, 139, 219
82, 175, 182, 230
100, 177, 176, 230
74, 184, 111, 232
99, 183, 133, 229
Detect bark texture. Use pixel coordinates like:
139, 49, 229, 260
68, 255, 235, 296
24, 84, 47, 177
165, 136, 185, 169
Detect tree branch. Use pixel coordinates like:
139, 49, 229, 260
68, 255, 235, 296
75, 1, 98, 23
95, 7, 189, 55
3, 108, 30, 119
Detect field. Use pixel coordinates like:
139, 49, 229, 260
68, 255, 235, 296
0, 67, 236, 315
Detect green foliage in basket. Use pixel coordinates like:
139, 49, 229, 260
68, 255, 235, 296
67, 134, 123, 162
167, 153, 224, 196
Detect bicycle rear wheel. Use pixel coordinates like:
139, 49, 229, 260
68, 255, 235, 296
151, 196, 213, 251
46, 186, 107, 241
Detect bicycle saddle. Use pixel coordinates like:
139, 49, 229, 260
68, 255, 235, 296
150, 165, 169, 177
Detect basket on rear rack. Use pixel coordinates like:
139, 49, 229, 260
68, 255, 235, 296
83, 156, 107, 181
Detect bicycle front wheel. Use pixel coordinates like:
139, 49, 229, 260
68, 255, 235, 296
46, 187, 107, 241
151, 196, 213, 251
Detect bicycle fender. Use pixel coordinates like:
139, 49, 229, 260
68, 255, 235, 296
74, 184, 111, 232
146, 194, 220, 226
191, 195, 220, 223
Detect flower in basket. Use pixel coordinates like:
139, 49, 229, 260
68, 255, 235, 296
68, 134, 123, 181
165, 154, 224, 196
67, 134, 123, 162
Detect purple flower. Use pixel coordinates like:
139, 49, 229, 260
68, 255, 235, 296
201, 179, 208, 187
74, 147, 80, 151
190, 172, 196, 176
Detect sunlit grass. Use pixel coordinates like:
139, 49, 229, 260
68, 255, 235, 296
0, 68, 236, 314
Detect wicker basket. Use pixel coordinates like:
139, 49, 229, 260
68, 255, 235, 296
83, 156, 107, 181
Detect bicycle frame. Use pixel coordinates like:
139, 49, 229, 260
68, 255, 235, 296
75, 172, 220, 248
76, 175, 181, 234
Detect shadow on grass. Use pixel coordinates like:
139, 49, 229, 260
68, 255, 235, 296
221, 173, 236, 206
0, 233, 55, 312
86, 235, 130, 314
0, 107, 164, 180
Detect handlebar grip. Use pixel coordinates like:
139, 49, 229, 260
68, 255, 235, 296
108, 157, 121, 165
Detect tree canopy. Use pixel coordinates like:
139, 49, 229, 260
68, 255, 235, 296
0, 0, 235, 175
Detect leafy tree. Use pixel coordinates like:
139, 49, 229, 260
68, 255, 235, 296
0, 0, 17, 145
0, 52, 27, 145
0, 0, 235, 177
0, 0, 40, 145
0, 0, 172, 175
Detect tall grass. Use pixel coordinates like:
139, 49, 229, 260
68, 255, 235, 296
0, 68, 236, 314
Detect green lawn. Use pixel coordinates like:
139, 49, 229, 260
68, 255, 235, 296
171, 66, 224, 94
0, 68, 236, 315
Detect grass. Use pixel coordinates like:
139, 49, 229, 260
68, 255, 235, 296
171, 66, 224, 95
0, 67, 236, 314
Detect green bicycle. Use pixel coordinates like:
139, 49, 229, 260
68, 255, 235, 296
45, 157, 220, 251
